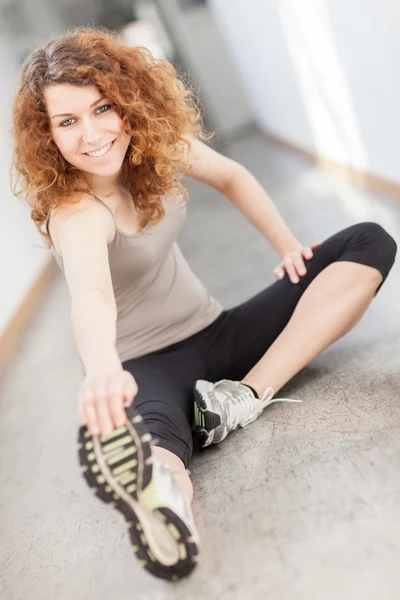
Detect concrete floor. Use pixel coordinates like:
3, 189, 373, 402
1, 133, 399, 600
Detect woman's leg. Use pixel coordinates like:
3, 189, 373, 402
217, 222, 397, 386
242, 261, 382, 395
194, 222, 397, 444
126, 339, 206, 459
80, 340, 206, 580
123, 340, 207, 505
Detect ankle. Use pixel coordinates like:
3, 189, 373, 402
240, 382, 259, 398
172, 470, 193, 503
241, 381, 275, 402
153, 446, 193, 503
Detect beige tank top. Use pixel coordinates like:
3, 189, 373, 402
48, 194, 223, 362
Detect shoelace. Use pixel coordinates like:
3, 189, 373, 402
217, 381, 302, 431
223, 384, 263, 430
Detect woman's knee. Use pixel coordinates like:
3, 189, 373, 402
342, 222, 397, 292
355, 222, 397, 264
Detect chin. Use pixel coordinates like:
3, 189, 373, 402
83, 159, 124, 178
96, 164, 123, 177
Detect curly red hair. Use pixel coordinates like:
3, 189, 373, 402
11, 26, 212, 244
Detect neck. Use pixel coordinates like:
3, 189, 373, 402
84, 171, 123, 198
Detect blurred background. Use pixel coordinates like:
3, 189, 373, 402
1, 2, 400, 599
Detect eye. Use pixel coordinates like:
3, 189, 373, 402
96, 104, 112, 114
58, 104, 112, 127
60, 118, 75, 127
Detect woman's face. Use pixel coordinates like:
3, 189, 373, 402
44, 83, 131, 179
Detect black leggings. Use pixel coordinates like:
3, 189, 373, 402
122, 222, 397, 467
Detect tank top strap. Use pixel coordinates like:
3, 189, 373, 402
45, 215, 50, 236
45, 214, 54, 246
90, 193, 118, 238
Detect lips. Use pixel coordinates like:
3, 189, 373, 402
85, 139, 116, 158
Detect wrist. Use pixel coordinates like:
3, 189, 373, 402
275, 235, 302, 259
83, 349, 121, 375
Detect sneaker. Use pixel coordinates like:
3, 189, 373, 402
78, 408, 199, 581
193, 379, 301, 447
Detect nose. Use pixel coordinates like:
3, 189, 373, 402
81, 118, 103, 146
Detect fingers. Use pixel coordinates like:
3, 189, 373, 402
108, 373, 137, 427
122, 376, 138, 407
274, 244, 320, 284
81, 392, 100, 436
78, 372, 138, 437
94, 382, 114, 436
108, 383, 127, 429
284, 251, 307, 283
302, 246, 314, 260
284, 255, 300, 283
273, 265, 285, 280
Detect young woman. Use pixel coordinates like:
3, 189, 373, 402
11, 27, 397, 581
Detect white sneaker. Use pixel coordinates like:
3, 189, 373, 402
78, 409, 199, 581
193, 379, 301, 447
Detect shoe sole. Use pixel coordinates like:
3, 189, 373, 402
193, 383, 222, 447
78, 409, 198, 581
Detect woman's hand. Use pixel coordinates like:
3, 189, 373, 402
273, 241, 320, 284
78, 366, 138, 436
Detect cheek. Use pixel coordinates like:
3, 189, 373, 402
105, 113, 123, 132
110, 115, 131, 145
52, 131, 76, 159
121, 131, 131, 148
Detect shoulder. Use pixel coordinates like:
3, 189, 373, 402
48, 193, 115, 256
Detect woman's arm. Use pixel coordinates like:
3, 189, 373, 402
57, 203, 137, 434
184, 137, 301, 257
59, 205, 119, 372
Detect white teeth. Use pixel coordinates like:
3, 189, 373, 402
86, 141, 113, 158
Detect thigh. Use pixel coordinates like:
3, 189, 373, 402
122, 340, 207, 467
206, 221, 396, 381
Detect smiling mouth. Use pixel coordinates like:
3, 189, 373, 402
85, 139, 116, 158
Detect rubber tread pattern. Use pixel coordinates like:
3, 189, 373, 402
78, 409, 198, 581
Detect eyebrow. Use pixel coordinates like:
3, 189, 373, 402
50, 96, 106, 119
